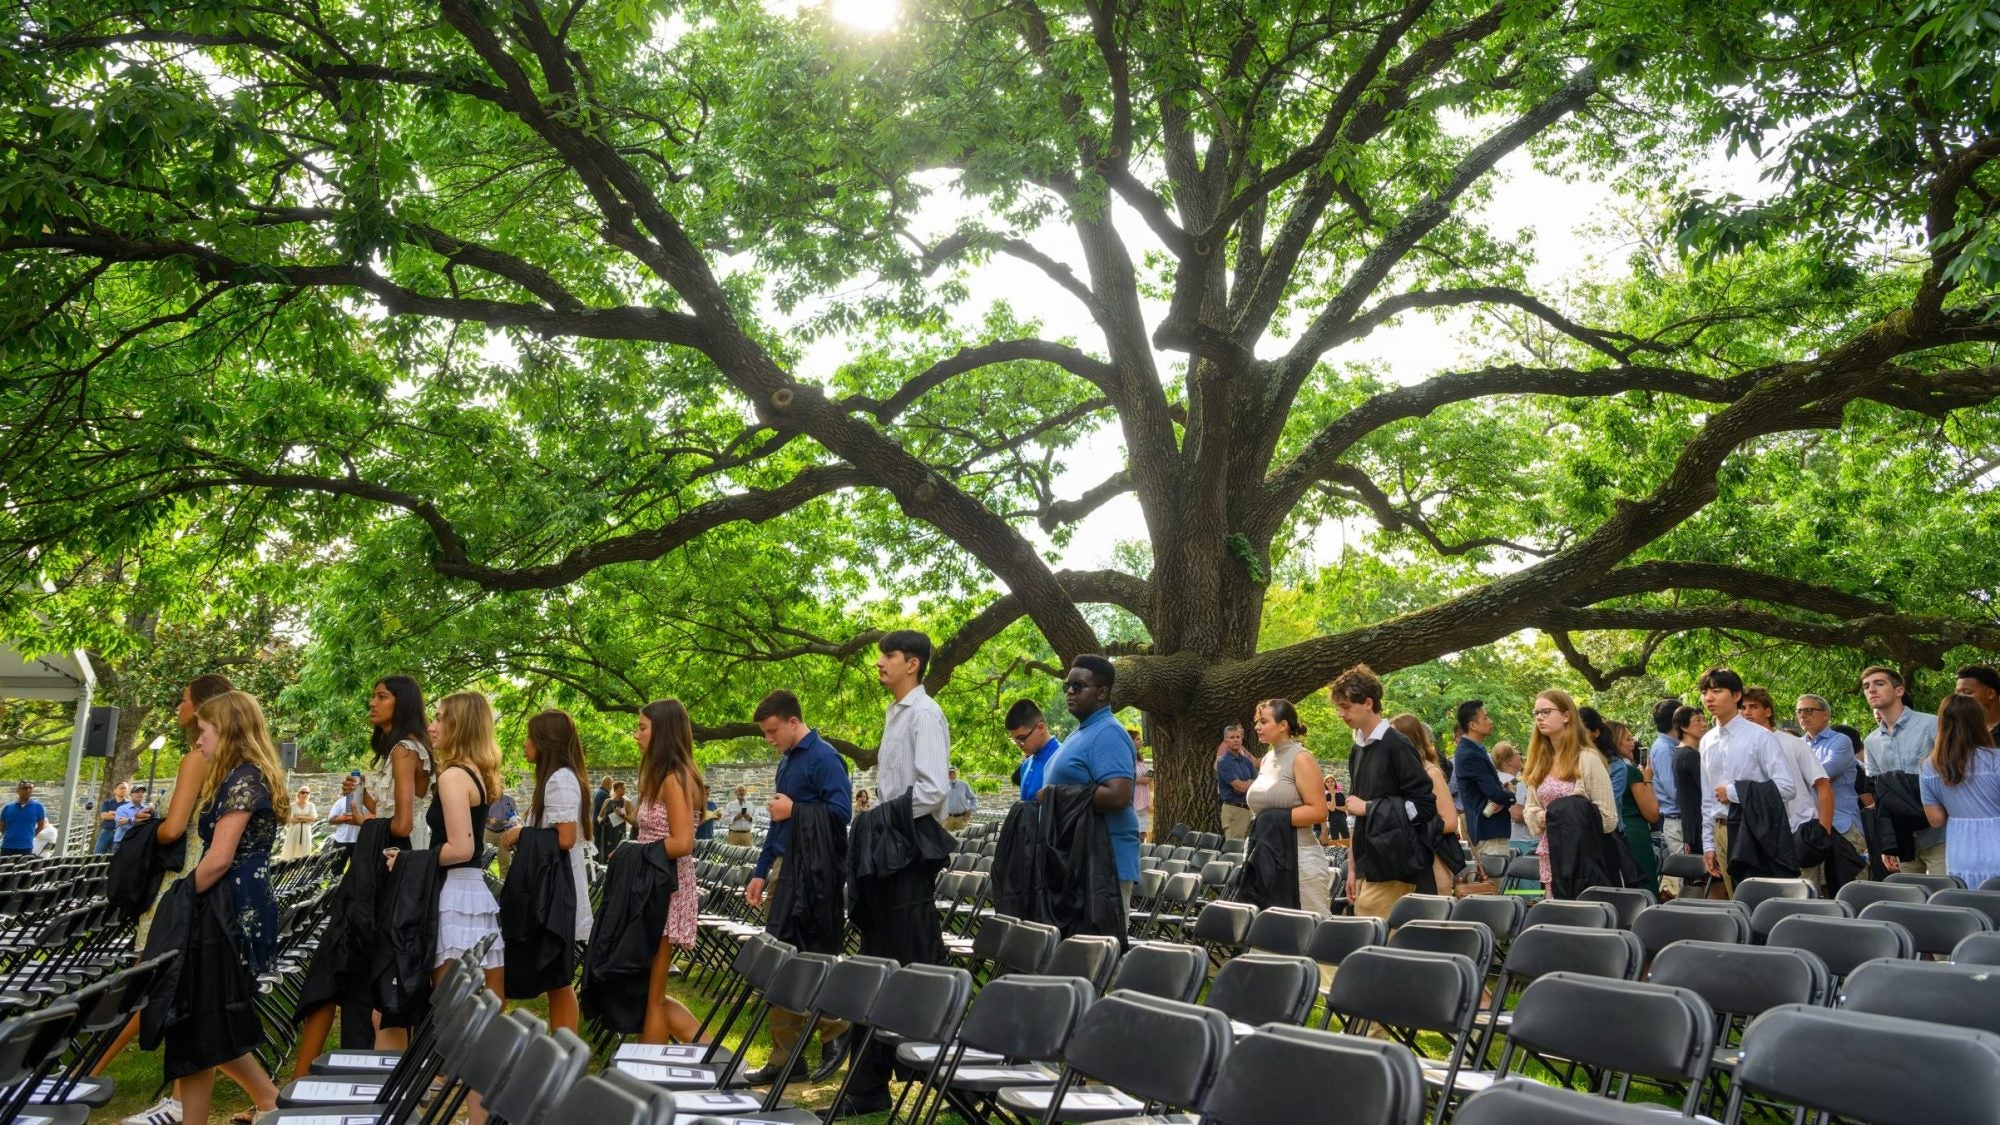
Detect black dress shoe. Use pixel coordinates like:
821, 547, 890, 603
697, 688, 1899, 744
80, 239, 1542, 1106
738, 1063, 785, 1086
807, 1031, 850, 1083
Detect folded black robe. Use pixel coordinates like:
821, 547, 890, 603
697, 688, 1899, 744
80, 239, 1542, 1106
141, 879, 262, 1080
296, 817, 395, 1024
1236, 807, 1301, 911
767, 801, 846, 954
1870, 770, 1929, 862
581, 838, 678, 1034
373, 847, 440, 1028
1795, 819, 1867, 894
500, 826, 577, 998
1726, 778, 1801, 882
107, 818, 187, 922
1543, 794, 1615, 900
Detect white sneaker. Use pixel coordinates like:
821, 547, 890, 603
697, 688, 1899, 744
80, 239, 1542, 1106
121, 1095, 183, 1125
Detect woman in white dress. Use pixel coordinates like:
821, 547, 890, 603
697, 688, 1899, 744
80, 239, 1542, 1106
503, 709, 594, 1033
282, 786, 318, 859
1247, 699, 1333, 917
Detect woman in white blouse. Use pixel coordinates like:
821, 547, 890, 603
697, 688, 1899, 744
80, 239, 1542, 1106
503, 709, 594, 1033
282, 786, 318, 859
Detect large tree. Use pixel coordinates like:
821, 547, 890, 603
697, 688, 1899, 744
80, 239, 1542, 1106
4, 0, 1997, 830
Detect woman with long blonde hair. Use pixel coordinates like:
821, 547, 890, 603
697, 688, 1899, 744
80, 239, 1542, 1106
631, 698, 709, 1044
174, 690, 287, 1124
427, 692, 506, 994
1520, 689, 1617, 896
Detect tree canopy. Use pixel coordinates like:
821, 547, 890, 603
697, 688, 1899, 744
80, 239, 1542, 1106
3, 0, 1996, 827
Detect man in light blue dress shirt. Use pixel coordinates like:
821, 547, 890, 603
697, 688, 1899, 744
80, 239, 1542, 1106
1860, 665, 1944, 874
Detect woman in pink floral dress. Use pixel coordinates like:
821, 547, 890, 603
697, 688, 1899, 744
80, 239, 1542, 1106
1521, 689, 1618, 892
634, 698, 709, 1044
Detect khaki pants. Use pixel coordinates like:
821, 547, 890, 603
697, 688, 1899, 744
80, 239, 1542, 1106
1660, 820, 1685, 897
1220, 804, 1252, 840
726, 829, 754, 847
764, 859, 848, 1061
1895, 839, 1949, 876
1352, 877, 1416, 922
1713, 819, 1733, 897
943, 812, 972, 833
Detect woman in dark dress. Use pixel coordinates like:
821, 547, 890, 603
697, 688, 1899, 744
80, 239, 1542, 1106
178, 689, 286, 1124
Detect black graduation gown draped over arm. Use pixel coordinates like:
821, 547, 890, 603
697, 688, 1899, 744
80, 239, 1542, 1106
991, 800, 1042, 919
295, 816, 394, 1022
766, 800, 847, 954
1542, 795, 1614, 900
580, 837, 678, 1034
1237, 808, 1302, 910
106, 817, 187, 921
373, 847, 440, 1028
500, 825, 576, 998
140, 879, 263, 1080
1725, 779, 1801, 882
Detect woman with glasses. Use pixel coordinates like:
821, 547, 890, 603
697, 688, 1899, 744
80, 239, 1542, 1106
1521, 690, 1618, 897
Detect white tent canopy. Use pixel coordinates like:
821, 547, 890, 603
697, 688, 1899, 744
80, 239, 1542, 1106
0, 643, 96, 850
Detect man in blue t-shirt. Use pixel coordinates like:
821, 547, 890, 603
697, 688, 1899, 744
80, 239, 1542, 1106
2, 782, 50, 856
1040, 655, 1139, 909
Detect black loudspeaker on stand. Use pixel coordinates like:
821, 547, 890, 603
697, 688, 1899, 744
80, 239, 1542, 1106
82, 706, 119, 758
280, 742, 299, 770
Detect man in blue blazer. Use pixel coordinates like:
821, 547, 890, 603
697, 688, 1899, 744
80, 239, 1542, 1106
1449, 700, 1514, 867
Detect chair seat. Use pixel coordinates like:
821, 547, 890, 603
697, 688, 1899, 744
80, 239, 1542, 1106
1711, 1045, 1742, 1071
307, 1049, 404, 1075
657, 1088, 794, 1115
258, 1109, 391, 1124
24, 1077, 114, 1108
6, 1106, 91, 1125
612, 1041, 735, 1066
943, 1063, 1061, 1093
1418, 1059, 1500, 1095
276, 1078, 385, 1107
896, 1041, 1005, 1068
608, 1060, 754, 1090
995, 1083, 1147, 1121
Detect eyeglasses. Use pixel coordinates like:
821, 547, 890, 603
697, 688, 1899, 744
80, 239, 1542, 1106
1007, 730, 1034, 744
1794, 706, 1826, 714
1530, 708, 1560, 718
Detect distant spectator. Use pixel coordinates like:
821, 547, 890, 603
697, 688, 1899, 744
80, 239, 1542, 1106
943, 768, 977, 833
2, 782, 49, 857
1217, 724, 1257, 839
94, 781, 128, 854
723, 784, 755, 846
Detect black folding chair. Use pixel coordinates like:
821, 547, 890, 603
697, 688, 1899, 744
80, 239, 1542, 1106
1193, 1024, 1426, 1125
1765, 913, 1914, 982
1859, 899, 1994, 958
1322, 946, 1481, 1123
1746, 895, 1849, 942
1632, 903, 1749, 960
1721, 1005, 2000, 1125
993, 991, 1230, 1122
1844, 957, 2000, 1034
1104, 942, 1205, 1004
1488, 972, 1713, 1114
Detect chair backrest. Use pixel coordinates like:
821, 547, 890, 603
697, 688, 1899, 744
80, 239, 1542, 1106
1107, 941, 1207, 1003
762, 951, 834, 1015
1244, 907, 1317, 955
1056, 991, 1232, 1111
1859, 900, 1995, 957
1449, 895, 1526, 944
1577, 885, 1655, 928
1501, 923, 1643, 983
1732, 876, 1815, 909
1200, 860, 1236, 890
1930, 889, 2000, 931
1197, 1023, 1426, 1125
1045, 936, 1122, 993
597, 1064, 680, 1125
1326, 946, 1480, 1036
451, 1009, 536, 1104
1647, 940, 1829, 1021
484, 1027, 590, 1125
1307, 916, 1386, 966
1387, 920, 1495, 978
966, 914, 1013, 964
1954, 930, 2000, 965
862, 964, 973, 1042
995, 918, 1060, 975
1728, 1005, 2000, 1125
1190, 900, 1256, 947
737, 932, 795, 990
1522, 899, 1617, 931
1501, 973, 1714, 1098
1633, 903, 1750, 956
1843, 958, 2000, 1035
954, 974, 1094, 1060
1205, 953, 1320, 1028
1385, 893, 1455, 930
1460, 1078, 1702, 1125
1765, 914, 1914, 980
1885, 871, 1964, 895
0, 1002, 79, 1087
1748, 895, 1851, 940
1835, 879, 1928, 912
